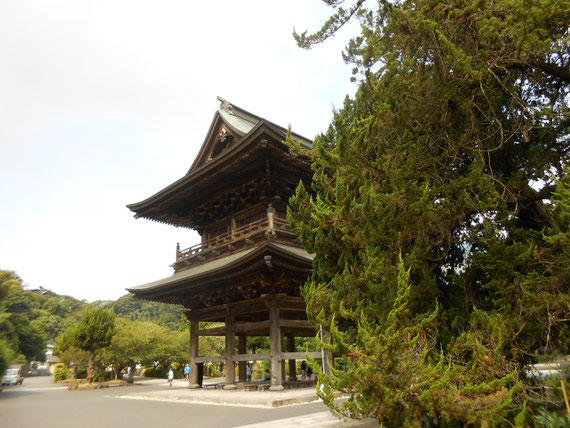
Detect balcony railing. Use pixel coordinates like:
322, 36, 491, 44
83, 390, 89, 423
173, 213, 297, 271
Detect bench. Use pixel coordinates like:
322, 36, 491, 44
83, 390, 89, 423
284, 379, 316, 389
203, 383, 222, 390
239, 383, 259, 392
257, 383, 271, 391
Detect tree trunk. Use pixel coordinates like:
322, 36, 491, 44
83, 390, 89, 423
86, 353, 95, 383
128, 364, 135, 383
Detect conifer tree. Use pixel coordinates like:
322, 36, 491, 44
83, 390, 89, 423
58, 307, 116, 383
288, 0, 569, 425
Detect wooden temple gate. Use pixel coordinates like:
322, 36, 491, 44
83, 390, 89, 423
187, 295, 325, 390
127, 98, 328, 390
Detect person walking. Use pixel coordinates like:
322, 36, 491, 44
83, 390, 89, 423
301, 360, 307, 380
246, 364, 252, 382
184, 364, 190, 381
168, 368, 174, 387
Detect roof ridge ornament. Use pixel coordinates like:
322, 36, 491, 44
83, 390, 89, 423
218, 96, 232, 113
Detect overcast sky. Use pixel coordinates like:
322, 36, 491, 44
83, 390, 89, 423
0, 0, 357, 302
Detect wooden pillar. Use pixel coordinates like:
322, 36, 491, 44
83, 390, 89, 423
287, 334, 297, 381
188, 320, 200, 389
269, 301, 284, 391
238, 333, 247, 382
281, 332, 286, 382
224, 311, 237, 390
266, 203, 275, 238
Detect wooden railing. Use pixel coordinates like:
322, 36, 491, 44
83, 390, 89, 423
178, 217, 268, 260
174, 214, 297, 270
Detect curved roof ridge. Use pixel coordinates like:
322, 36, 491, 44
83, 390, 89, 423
218, 96, 312, 147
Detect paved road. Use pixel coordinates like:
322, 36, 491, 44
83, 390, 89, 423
0, 376, 359, 428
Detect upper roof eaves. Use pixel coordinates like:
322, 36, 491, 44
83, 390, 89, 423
126, 97, 312, 216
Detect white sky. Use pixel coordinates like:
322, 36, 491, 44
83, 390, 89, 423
0, 0, 357, 302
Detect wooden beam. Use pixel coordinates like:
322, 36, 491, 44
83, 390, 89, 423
280, 319, 314, 329
282, 351, 322, 360
231, 353, 271, 362
235, 320, 271, 333
198, 326, 225, 336
186, 295, 307, 321
195, 356, 225, 364
186, 298, 269, 321
198, 320, 272, 336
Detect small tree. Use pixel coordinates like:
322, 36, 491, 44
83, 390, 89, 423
151, 329, 187, 370
56, 307, 115, 383
102, 319, 166, 381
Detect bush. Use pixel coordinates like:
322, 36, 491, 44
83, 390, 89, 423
256, 360, 270, 378
143, 366, 167, 378
203, 363, 223, 377
53, 363, 69, 382
93, 371, 113, 382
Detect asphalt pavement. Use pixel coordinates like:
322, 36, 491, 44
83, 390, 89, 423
0, 376, 378, 428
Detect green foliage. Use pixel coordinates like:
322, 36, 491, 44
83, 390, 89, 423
72, 307, 116, 354
0, 338, 10, 375
56, 307, 115, 383
0, 269, 200, 384
0, 269, 92, 367
107, 294, 186, 329
535, 408, 570, 428
53, 363, 69, 382
289, 0, 569, 425
152, 329, 189, 369
143, 366, 168, 378
0, 271, 50, 362
93, 370, 113, 382
102, 319, 173, 377
53, 344, 89, 379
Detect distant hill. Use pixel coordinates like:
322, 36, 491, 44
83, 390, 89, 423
105, 294, 186, 329
1, 269, 187, 367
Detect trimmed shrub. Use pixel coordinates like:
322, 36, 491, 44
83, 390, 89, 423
54, 363, 69, 382
143, 366, 167, 378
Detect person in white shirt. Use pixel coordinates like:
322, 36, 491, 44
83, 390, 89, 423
168, 368, 174, 386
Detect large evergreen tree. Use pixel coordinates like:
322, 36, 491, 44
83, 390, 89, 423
288, 0, 569, 425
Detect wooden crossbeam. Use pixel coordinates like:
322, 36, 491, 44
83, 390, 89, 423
198, 320, 272, 336
195, 356, 225, 363
231, 353, 271, 362
186, 295, 306, 321
280, 319, 313, 329
282, 351, 322, 360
